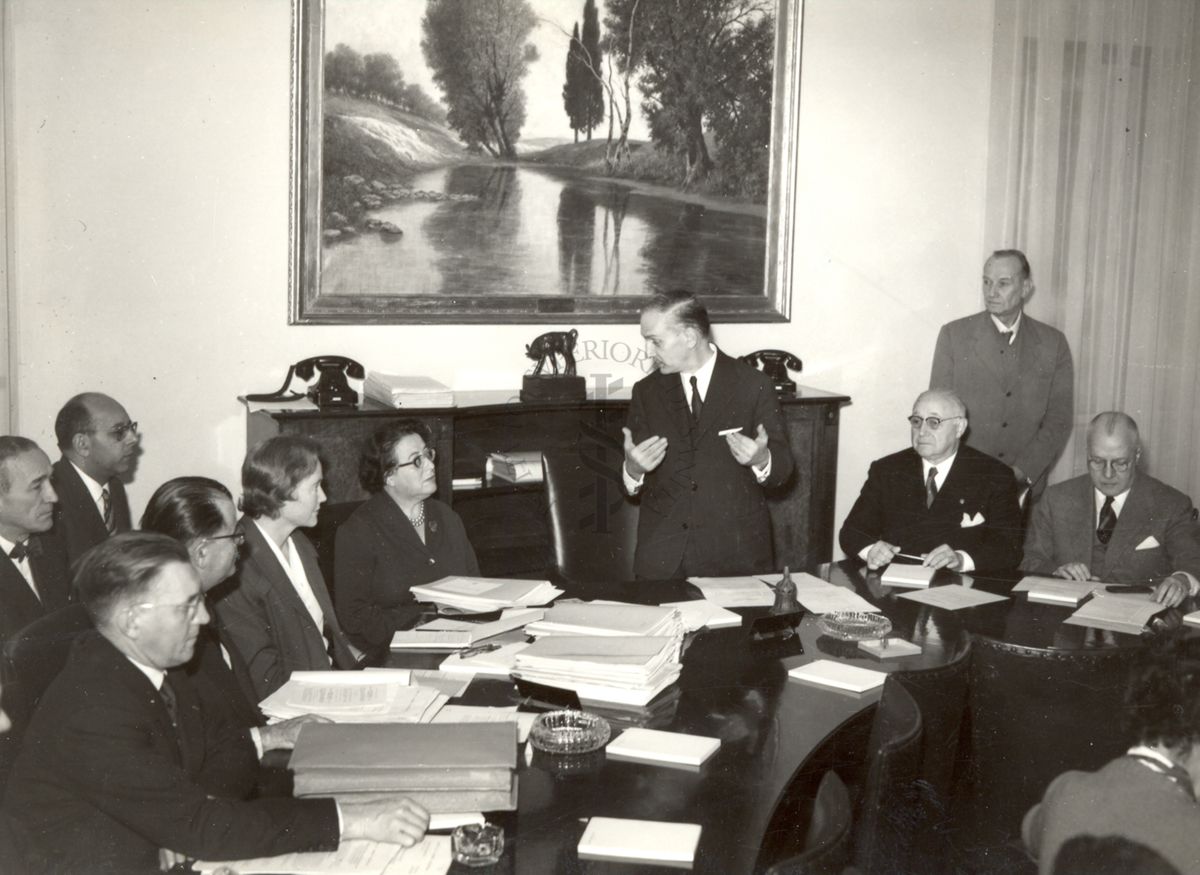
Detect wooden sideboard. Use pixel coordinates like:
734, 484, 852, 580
245, 385, 849, 577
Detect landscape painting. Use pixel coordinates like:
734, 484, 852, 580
290, 0, 802, 323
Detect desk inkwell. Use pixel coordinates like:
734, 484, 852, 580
751, 566, 805, 643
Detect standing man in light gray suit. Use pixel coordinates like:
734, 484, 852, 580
930, 250, 1073, 496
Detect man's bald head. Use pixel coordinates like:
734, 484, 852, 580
915, 389, 967, 419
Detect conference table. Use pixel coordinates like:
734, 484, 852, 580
382, 563, 1164, 874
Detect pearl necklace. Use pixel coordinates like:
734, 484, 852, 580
410, 501, 425, 529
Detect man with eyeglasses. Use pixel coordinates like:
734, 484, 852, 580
50, 392, 140, 565
840, 389, 1023, 574
5, 533, 429, 874
1022, 412, 1200, 606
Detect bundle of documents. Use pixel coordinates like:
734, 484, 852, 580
194, 836, 451, 875
1013, 575, 1099, 606
788, 659, 888, 694
1063, 593, 1167, 635
662, 599, 743, 632
258, 671, 447, 724
512, 635, 682, 706
291, 722, 519, 813
410, 576, 563, 613
525, 602, 685, 640
390, 608, 543, 650
585, 687, 682, 733
687, 576, 776, 607
880, 563, 936, 588
606, 727, 721, 768
363, 372, 454, 408
578, 817, 702, 869
485, 450, 543, 484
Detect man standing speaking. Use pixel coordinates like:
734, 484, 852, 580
622, 291, 794, 578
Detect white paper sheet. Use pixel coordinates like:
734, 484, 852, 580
895, 585, 1009, 611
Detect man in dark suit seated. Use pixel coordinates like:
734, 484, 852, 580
0, 437, 70, 647
1021, 411, 1200, 607
4, 533, 428, 874
621, 290, 795, 578
50, 393, 139, 565
840, 389, 1023, 574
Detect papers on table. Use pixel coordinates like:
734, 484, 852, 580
512, 635, 682, 707
390, 609, 543, 650
788, 659, 887, 694
880, 564, 936, 588
525, 602, 684, 639
194, 835, 452, 875
1063, 593, 1167, 635
578, 817, 702, 869
606, 727, 720, 768
430, 705, 535, 744
486, 450, 543, 484
857, 638, 922, 659
438, 641, 529, 678
410, 577, 563, 613
895, 585, 1009, 611
364, 372, 454, 408
1012, 575, 1099, 606
687, 576, 775, 607
259, 671, 446, 724
661, 599, 743, 631
758, 571, 880, 614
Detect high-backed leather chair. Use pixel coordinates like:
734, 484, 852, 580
542, 449, 638, 583
3, 603, 93, 739
764, 770, 853, 875
304, 500, 364, 598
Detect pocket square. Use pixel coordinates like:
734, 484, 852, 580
1135, 535, 1161, 550
960, 512, 985, 528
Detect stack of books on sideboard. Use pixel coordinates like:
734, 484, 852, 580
289, 722, 519, 812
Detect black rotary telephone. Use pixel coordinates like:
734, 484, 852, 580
740, 349, 803, 396
246, 356, 365, 408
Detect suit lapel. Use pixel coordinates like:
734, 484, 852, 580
374, 494, 431, 565
1063, 477, 1095, 564
695, 352, 735, 439
969, 314, 1007, 384
896, 450, 928, 514
657, 372, 692, 443
53, 458, 107, 543
28, 532, 69, 611
0, 553, 42, 623
241, 520, 326, 641
1105, 479, 1150, 571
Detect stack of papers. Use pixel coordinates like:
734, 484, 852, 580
687, 576, 776, 607
1013, 575, 1099, 606
606, 727, 720, 768
1063, 593, 1167, 635
578, 817, 701, 868
291, 722, 519, 812
788, 659, 888, 693
363, 372, 454, 408
258, 672, 446, 724
194, 836, 451, 875
525, 602, 684, 640
759, 571, 881, 614
486, 450, 543, 484
410, 576, 563, 613
662, 599, 743, 631
512, 635, 682, 706
390, 608, 543, 650
880, 564, 936, 588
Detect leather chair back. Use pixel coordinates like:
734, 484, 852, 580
542, 449, 638, 583
3, 603, 93, 738
764, 770, 853, 875
304, 500, 364, 597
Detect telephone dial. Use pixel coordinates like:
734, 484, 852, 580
740, 349, 802, 396
246, 355, 365, 408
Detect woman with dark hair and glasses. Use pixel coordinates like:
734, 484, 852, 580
334, 419, 479, 654
212, 437, 358, 700
1023, 641, 1200, 874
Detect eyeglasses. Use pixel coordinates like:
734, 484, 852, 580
205, 531, 245, 547
392, 447, 436, 471
1087, 456, 1134, 474
94, 421, 138, 441
132, 593, 205, 621
907, 415, 964, 431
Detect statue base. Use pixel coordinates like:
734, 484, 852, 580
520, 375, 586, 403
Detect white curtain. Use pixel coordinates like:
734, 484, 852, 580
0, 1, 10, 436
987, 0, 1200, 500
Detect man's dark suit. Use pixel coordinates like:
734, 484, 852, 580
0, 532, 70, 646
625, 352, 794, 578
212, 518, 357, 701
930, 312, 1073, 492
839, 445, 1023, 573
185, 624, 264, 731
4, 631, 339, 874
49, 458, 131, 566
1021, 473, 1200, 582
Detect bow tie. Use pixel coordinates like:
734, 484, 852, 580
9, 538, 42, 562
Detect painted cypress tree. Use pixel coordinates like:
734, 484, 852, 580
562, 22, 586, 142
580, 0, 605, 140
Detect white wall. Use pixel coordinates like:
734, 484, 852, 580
7, 0, 995, 556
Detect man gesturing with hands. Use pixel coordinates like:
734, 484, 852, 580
621, 290, 794, 578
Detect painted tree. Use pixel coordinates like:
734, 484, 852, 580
421, 0, 539, 158
579, 0, 605, 139
324, 43, 365, 95
562, 23, 587, 142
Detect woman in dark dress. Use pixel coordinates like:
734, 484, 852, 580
334, 420, 480, 653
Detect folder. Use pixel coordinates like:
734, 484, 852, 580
578, 817, 701, 869
605, 727, 720, 768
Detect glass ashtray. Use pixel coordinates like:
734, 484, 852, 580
817, 611, 893, 641
529, 709, 611, 755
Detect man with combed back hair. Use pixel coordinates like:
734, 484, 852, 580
1021, 411, 1200, 606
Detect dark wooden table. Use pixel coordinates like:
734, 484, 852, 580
384, 565, 1169, 874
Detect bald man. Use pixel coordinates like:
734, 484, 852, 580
840, 389, 1024, 575
51, 392, 139, 565
1021, 412, 1200, 606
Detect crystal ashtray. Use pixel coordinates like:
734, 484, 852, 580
817, 611, 893, 641
529, 709, 611, 755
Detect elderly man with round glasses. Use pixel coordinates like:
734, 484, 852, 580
1022, 411, 1200, 606
839, 389, 1024, 575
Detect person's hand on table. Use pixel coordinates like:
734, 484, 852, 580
865, 541, 900, 571
1153, 573, 1190, 608
622, 428, 667, 478
340, 796, 430, 847
726, 424, 770, 468
159, 848, 187, 871
923, 544, 963, 571
1053, 563, 1092, 581
259, 713, 332, 751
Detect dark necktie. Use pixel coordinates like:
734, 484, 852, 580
689, 376, 703, 424
998, 329, 1013, 345
159, 677, 180, 730
1097, 496, 1117, 545
9, 541, 29, 563
925, 467, 939, 509
102, 486, 116, 534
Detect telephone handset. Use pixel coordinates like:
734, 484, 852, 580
246, 355, 365, 408
740, 349, 802, 396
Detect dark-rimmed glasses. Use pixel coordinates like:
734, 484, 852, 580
906, 415, 963, 431
131, 593, 205, 621
205, 531, 246, 547
1087, 456, 1134, 474
392, 447, 436, 470
95, 421, 139, 441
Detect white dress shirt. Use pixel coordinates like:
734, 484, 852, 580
990, 311, 1022, 344
69, 459, 109, 521
253, 519, 330, 652
0, 533, 40, 600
